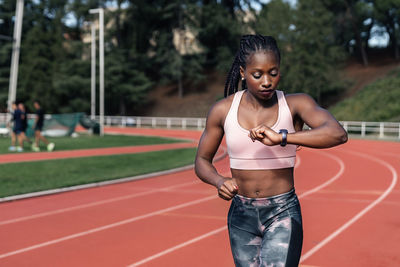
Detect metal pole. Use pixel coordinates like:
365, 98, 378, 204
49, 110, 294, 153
89, 8, 105, 136
91, 23, 96, 120
99, 8, 104, 136
7, 0, 24, 112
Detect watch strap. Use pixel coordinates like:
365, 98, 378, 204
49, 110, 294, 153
279, 129, 288, 147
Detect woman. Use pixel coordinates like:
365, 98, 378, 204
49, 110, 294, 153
194, 35, 347, 267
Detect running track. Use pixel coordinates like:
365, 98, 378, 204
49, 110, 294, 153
0, 127, 399, 266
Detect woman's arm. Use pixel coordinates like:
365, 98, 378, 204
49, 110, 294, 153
195, 101, 238, 200
249, 93, 347, 148
286, 94, 348, 148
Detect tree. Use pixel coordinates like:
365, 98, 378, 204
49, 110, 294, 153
324, 0, 373, 66
374, 0, 400, 59
17, 0, 69, 112
271, 0, 347, 105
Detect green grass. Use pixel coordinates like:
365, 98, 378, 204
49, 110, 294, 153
0, 134, 186, 154
330, 66, 400, 121
0, 148, 197, 198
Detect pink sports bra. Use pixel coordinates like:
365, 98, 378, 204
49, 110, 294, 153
223, 90, 297, 170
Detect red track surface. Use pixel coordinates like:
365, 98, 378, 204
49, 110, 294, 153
0, 127, 399, 266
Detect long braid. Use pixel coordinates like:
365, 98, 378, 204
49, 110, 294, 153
224, 35, 281, 97
224, 52, 241, 97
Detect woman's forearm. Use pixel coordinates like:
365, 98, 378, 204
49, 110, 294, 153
287, 122, 348, 148
195, 157, 226, 188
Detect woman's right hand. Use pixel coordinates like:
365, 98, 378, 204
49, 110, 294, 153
216, 178, 238, 201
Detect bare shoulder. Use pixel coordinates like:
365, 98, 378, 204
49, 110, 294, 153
206, 94, 235, 126
285, 93, 316, 105
285, 93, 319, 113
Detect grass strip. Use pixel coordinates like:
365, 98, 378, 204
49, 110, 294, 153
0, 148, 197, 198
0, 134, 186, 154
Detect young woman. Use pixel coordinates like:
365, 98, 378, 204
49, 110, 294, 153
194, 35, 347, 267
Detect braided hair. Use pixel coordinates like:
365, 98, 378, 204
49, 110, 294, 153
224, 35, 281, 97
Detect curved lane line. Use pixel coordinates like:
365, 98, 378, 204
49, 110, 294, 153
300, 149, 398, 263
298, 151, 345, 199
126, 151, 344, 267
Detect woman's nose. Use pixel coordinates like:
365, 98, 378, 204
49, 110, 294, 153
262, 76, 271, 88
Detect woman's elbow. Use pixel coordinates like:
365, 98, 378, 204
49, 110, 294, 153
333, 127, 348, 145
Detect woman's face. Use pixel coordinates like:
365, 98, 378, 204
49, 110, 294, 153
240, 50, 280, 100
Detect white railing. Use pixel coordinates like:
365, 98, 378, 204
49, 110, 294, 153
0, 113, 399, 139
100, 115, 206, 130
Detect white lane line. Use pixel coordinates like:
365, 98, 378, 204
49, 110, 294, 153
300, 150, 398, 263
0, 195, 217, 260
0, 144, 228, 225
0, 180, 202, 226
0, 151, 324, 262
298, 151, 345, 199
127, 226, 228, 267
126, 150, 344, 267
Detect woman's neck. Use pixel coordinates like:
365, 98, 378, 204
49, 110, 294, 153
244, 90, 278, 110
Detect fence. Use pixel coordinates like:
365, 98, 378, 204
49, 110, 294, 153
0, 113, 399, 139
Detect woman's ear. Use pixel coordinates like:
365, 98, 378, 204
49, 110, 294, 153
239, 66, 245, 80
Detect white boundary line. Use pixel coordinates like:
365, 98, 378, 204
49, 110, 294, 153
0, 164, 196, 203
300, 149, 398, 263
126, 151, 344, 267
0, 180, 201, 226
127, 226, 228, 267
0, 146, 227, 225
0, 150, 338, 264
0, 195, 217, 259
0, 152, 303, 261
0, 138, 226, 203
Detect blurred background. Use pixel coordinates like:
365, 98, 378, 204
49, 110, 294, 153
0, 0, 399, 121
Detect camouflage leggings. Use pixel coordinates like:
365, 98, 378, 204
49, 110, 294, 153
227, 189, 303, 267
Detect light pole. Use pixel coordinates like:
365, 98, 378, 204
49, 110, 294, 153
89, 8, 104, 136
7, 0, 24, 112
90, 22, 96, 121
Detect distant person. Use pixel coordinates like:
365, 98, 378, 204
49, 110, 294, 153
194, 35, 347, 267
32, 101, 54, 152
18, 102, 32, 148
10, 101, 25, 152
7, 102, 18, 151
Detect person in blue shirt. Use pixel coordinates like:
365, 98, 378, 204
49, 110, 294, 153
12, 102, 24, 152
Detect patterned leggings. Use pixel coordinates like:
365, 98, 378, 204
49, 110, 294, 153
227, 189, 303, 267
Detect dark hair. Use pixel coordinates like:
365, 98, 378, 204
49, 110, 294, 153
224, 35, 281, 97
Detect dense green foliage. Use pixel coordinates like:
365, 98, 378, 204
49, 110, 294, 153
0, 0, 399, 115
0, 147, 197, 197
330, 67, 400, 121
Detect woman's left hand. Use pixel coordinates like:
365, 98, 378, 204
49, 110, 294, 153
249, 125, 281, 146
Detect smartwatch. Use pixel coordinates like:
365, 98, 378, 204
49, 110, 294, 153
279, 129, 288, 147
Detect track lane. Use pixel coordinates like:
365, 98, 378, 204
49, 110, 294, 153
0, 130, 346, 266
299, 144, 398, 266
300, 141, 400, 266
1, 127, 399, 266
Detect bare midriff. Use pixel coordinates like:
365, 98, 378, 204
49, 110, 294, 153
231, 168, 294, 198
